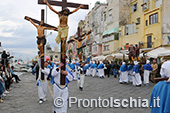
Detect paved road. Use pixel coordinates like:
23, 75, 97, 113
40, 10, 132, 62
0, 73, 155, 113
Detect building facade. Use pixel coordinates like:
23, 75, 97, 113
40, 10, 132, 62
102, 0, 131, 55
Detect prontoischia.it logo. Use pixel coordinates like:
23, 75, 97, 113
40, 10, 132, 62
54, 97, 160, 108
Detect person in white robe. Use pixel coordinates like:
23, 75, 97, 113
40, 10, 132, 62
91, 61, 97, 77
143, 60, 153, 86
132, 61, 142, 87
37, 61, 50, 104
51, 62, 69, 113
97, 61, 105, 78
119, 62, 128, 84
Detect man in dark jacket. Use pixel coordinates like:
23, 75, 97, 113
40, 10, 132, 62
1, 51, 10, 66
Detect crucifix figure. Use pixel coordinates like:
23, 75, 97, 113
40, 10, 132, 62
25, 17, 58, 58
69, 30, 91, 62
43, 0, 84, 57
38, 0, 89, 85
25, 9, 58, 81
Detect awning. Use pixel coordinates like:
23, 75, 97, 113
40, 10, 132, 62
102, 27, 119, 36
147, 47, 170, 58
92, 55, 106, 61
105, 53, 129, 60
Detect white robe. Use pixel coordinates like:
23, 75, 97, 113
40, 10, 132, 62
77, 74, 85, 88
52, 67, 68, 113
128, 70, 133, 82
37, 67, 50, 100
98, 69, 104, 77
143, 70, 151, 84
133, 73, 142, 86
119, 71, 128, 83
92, 68, 96, 77
86, 68, 91, 76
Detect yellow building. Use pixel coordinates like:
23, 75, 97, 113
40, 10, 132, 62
119, 0, 164, 52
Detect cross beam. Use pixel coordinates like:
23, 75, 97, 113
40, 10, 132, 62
38, 0, 89, 10
24, 16, 57, 30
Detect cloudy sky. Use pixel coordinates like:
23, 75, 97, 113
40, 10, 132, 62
0, 0, 106, 60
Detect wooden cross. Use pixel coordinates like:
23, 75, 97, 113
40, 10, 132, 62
25, 9, 57, 80
38, 0, 89, 85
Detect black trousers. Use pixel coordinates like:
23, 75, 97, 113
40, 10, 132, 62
6, 77, 12, 89
12, 74, 20, 82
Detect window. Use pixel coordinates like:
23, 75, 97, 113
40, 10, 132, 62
146, 20, 148, 26
104, 45, 109, 51
125, 24, 135, 35
149, 13, 158, 25
132, 3, 138, 12
93, 45, 97, 52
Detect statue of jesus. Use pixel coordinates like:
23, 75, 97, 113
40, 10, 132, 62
26, 17, 58, 58
70, 30, 90, 62
43, 0, 84, 57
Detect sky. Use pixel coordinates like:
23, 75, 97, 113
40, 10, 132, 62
0, 0, 107, 61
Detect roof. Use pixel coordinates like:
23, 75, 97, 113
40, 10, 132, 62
102, 27, 119, 36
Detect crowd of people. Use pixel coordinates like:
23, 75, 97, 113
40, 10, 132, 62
0, 51, 21, 103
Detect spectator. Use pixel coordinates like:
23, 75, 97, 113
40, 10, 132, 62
1, 51, 10, 66
11, 66, 21, 83
151, 60, 158, 83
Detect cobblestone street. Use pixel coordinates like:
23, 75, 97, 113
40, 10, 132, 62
0, 73, 154, 113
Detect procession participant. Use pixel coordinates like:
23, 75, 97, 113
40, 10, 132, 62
127, 64, 134, 83
119, 62, 128, 84
37, 61, 50, 104
51, 62, 69, 113
133, 61, 142, 87
150, 61, 170, 113
70, 61, 77, 80
143, 60, 153, 86
91, 61, 97, 77
83, 63, 89, 76
97, 61, 105, 78
86, 61, 92, 76
75, 61, 80, 79
77, 62, 86, 91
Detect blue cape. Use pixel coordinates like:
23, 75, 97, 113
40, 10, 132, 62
127, 65, 133, 71
83, 65, 89, 71
91, 63, 97, 69
120, 65, 127, 72
133, 64, 140, 73
97, 64, 104, 69
143, 64, 153, 71
150, 81, 170, 113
